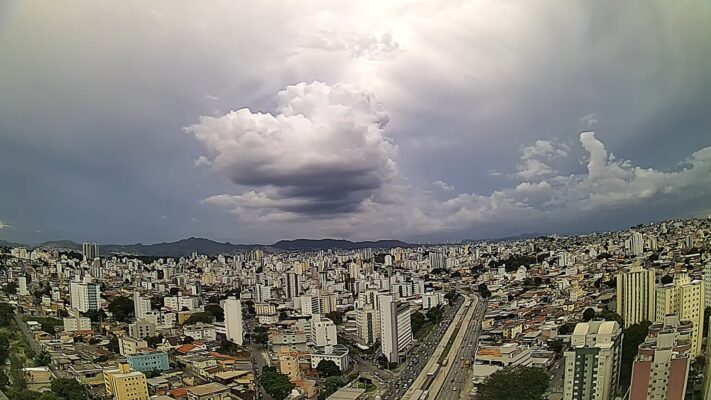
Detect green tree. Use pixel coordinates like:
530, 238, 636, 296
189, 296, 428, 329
558, 323, 574, 335
50, 378, 86, 400
660, 274, 673, 284
28, 317, 63, 334
259, 366, 295, 400
255, 332, 269, 346
5, 389, 42, 400
0, 369, 9, 388
598, 310, 623, 325
204, 304, 224, 322
82, 309, 107, 322
444, 290, 459, 303
106, 336, 119, 353
326, 311, 344, 325
619, 321, 652, 389
582, 308, 596, 322
478, 366, 549, 400
108, 296, 133, 322
0, 334, 10, 364
0, 302, 15, 327
548, 338, 565, 355
477, 283, 492, 299
145, 334, 163, 349
146, 369, 162, 378
10, 354, 28, 390
318, 376, 344, 400
3, 282, 18, 295
426, 306, 443, 323
411, 311, 426, 333
38, 393, 63, 400
184, 312, 213, 325
33, 350, 52, 367
317, 360, 340, 377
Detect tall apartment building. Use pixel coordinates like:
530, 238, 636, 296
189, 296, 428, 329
704, 318, 711, 400
379, 294, 412, 364
625, 232, 644, 256
298, 295, 322, 315
356, 304, 380, 346
283, 272, 303, 299
69, 279, 101, 312
103, 363, 148, 400
428, 251, 445, 269
82, 242, 99, 261
629, 314, 691, 400
255, 283, 272, 303
224, 296, 243, 345
563, 321, 622, 400
133, 291, 151, 321
357, 289, 381, 309
18, 276, 29, 296
703, 263, 711, 309
655, 272, 704, 356
307, 314, 337, 347
616, 263, 656, 327
319, 292, 337, 314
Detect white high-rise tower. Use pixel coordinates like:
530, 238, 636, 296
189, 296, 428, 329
224, 297, 243, 346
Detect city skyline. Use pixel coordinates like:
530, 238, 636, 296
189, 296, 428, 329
2, 1, 711, 245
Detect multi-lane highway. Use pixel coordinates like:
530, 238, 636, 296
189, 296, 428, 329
382, 296, 464, 400
435, 297, 486, 400
397, 292, 485, 400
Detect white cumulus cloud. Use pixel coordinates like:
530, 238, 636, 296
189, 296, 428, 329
187, 81, 397, 219
433, 180, 455, 192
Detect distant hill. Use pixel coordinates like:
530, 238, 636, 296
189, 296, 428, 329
101, 237, 256, 257
272, 238, 413, 251
14, 236, 412, 257
0, 239, 23, 248
35, 240, 82, 251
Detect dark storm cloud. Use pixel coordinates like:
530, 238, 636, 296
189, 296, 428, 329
186, 81, 397, 220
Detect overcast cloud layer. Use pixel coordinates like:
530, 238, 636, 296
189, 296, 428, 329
1, 0, 710, 244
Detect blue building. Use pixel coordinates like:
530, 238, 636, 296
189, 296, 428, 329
125, 351, 169, 372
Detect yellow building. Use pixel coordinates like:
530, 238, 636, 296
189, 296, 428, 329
278, 347, 301, 380
656, 272, 705, 356
103, 363, 148, 400
177, 310, 193, 325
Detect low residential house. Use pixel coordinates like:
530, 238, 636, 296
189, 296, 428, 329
502, 322, 524, 339
22, 366, 53, 391
187, 382, 230, 400
118, 336, 148, 356
125, 350, 170, 372
183, 323, 217, 341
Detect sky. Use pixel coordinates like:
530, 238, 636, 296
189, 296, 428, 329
1, 0, 711, 245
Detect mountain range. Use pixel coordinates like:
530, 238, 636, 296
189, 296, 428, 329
0, 237, 413, 257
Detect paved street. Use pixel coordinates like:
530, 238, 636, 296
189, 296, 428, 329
435, 297, 486, 400
380, 296, 464, 400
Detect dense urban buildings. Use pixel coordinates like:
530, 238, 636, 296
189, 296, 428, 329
0, 217, 709, 400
